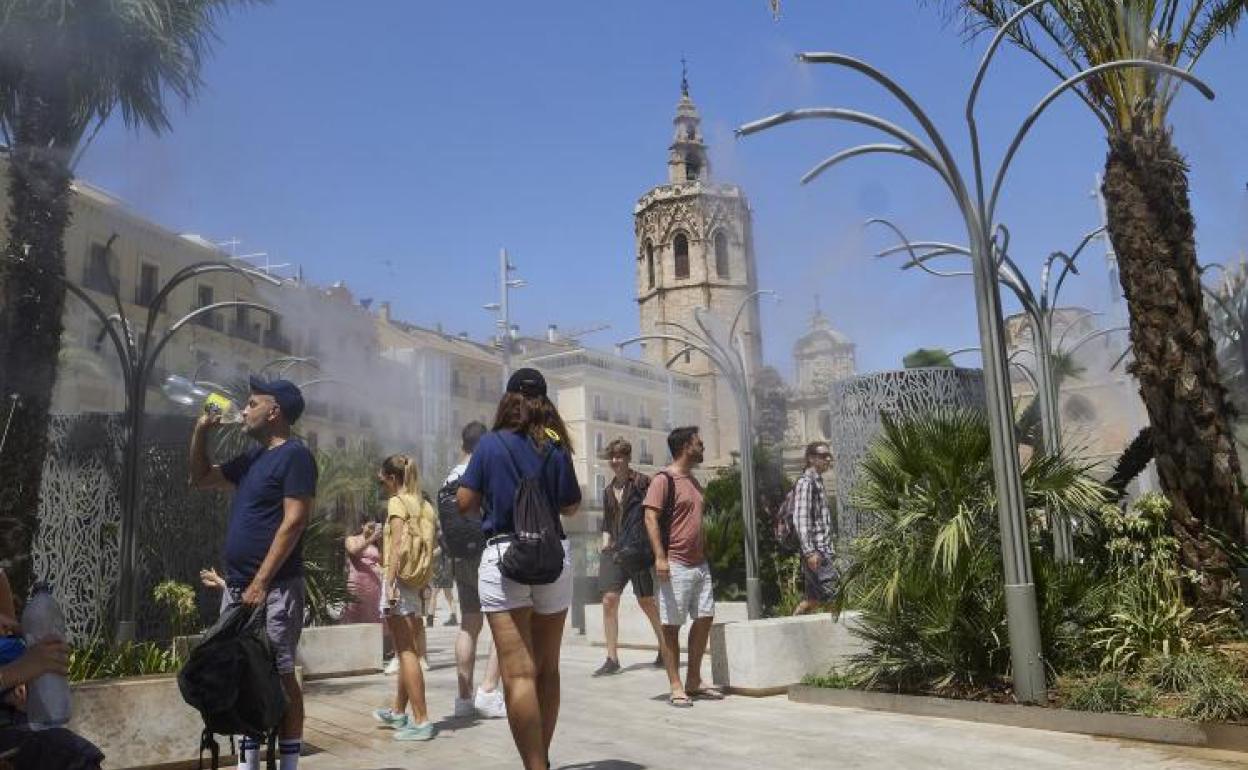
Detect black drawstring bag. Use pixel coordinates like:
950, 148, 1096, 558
497, 435, 565, 585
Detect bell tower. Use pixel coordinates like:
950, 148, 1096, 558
634, 66, 763, 466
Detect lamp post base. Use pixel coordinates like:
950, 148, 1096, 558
746, 577, 762, 620
1004, 582, 1046, 703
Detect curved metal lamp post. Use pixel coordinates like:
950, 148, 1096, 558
618, 290, 778, 620
63, 238, 281, 640
735, 0, 1213, 702
871, 218, 1107, 562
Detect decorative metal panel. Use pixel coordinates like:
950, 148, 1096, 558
827, 368, 986, 541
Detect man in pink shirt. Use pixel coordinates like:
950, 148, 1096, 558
643, 426, 724, 707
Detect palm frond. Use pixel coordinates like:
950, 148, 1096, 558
1186, 0, 1248, 61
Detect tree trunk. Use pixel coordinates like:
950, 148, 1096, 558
0, 81, 73, 603
1102, 130, 1245, 608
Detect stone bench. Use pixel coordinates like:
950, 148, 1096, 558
710, 612, 865, 696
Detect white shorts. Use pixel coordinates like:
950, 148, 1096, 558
380, 580, 430, 618
478, 538, 572, 615
658, 561, 715, 626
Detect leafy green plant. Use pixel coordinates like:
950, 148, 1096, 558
803, 667, 857, 689
1141, 652, 1237, 694
1062, 672, 1154, 714
69, 641, 178, 683
302, 515, 355, 626
1177, 675, 1248, 722
152, 580, 198, 641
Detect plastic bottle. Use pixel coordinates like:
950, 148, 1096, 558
21, 583, 71, 729
204, 392, 244, 424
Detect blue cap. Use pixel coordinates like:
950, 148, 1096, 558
249, 376, 306, 424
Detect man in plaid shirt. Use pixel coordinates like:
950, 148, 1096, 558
792, 441, 838, 615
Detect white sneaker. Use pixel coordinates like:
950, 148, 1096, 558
474, 687, 506, 719
453, 697, 476, 718
384, 656, 400, 675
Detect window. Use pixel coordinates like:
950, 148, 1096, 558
136, 263, 159, 307
714, 231, 730, 279
819, 410, 832, 439
593, 394, 606, 421
645, 240, 655, 288
83, 243, 117, 293
673, 234, 689, 280
685, 152, 701, 181
594, 474, 606, 500
195, 285, 216, 328
595, 432, 604, 455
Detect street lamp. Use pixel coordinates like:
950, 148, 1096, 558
484, 248, 526, 384
870, 218, 1107, 562
736, 0, 1212, 702
62, 238, 281, 641
618, 289, 778, 620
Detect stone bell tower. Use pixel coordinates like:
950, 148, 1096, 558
634, 66, 763, 466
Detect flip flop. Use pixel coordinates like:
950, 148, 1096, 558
669, 693, 694, 708
689, 687, 725, 701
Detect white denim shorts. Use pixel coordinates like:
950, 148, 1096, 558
478, 538, 572, 615
380, 579, 430, 618
658, 561, 715, 626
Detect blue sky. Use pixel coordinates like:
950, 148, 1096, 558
78, 1, 1248, 378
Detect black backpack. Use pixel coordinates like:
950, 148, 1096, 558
613, 473, 674, 575
497, 435, 565, 585
178, 604, 287, 770
438, 472, 484, 559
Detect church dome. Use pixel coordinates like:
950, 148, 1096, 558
794, 310, 852, 358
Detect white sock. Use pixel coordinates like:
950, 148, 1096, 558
279, 738, 301, 770
238, 736, 260, 770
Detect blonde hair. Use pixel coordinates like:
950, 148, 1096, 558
380, 453, 421, 497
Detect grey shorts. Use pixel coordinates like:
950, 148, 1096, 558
802, 552, 839, 603
658, 561, 714, 626
222, 575, 304, 675
452, 554, 482, 615
598, 552, 656, 598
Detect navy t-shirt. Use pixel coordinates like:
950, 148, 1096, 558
220, 438, 318, 587
460, 430, 580, 538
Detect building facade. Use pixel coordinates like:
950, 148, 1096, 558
634, 77, 763, 467
784, 306, 857, 470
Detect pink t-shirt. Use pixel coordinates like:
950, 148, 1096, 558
642, 470, 705, 567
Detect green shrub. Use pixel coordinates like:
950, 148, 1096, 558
69, 640, 178, 683
803, 668, 857, 689
152, 580, 197, 640
1177, 675, 1248, 722
1063, 672, 1153, 713
1141, 652, 1236, 693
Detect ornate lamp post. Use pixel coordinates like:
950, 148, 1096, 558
736, 0, 1212, 701
618, 290, 778, 620
64, 238, 280, 640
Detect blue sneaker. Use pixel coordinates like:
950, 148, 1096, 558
372, 708, 409, 729
394, 721, 437, 741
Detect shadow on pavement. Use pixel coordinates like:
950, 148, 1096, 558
558, 762, 646, 770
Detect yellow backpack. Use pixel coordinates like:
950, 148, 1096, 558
391, 493, 437, 589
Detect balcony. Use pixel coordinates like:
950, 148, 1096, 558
452, 382, 469, 398
637, 416, 653, 429
592, 408, 609, 422
638, 453, 655, 466
613, 413, 630, 426
193, 311, 223, 332
229, 322, 261, 344
263, 330, 292, 353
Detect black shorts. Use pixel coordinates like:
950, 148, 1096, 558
802, 551, 839, 603
598, 552, 655, 598
451, 553, 482, 615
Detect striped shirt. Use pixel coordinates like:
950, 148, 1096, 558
792, 468, 832, 556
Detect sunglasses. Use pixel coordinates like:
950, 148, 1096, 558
812, 452, 832, 459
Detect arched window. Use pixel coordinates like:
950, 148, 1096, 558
674, 233, 690, 279
819, 410, 832, 439
645, 240, 655, 288
714, 231, 730, 279
685, 154, 701, 181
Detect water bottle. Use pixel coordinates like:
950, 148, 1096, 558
204, 392, 244, 424
21, 583, 71, 729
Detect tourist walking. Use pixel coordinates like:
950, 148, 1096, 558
441, 421, 506, 719
792, 442, 839, 616
372, 454, 439, 742
595, 437, 664, 676
645, 426, 723, 708
190, 377, 316, 769
457, 368, 581, 770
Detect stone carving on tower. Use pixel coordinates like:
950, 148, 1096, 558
634, 68, 763, 466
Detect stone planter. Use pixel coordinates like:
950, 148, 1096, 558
709, 612, 865, 696
583, 600, 749, 651
70, 674, 216, 770
176, 622, 383, 680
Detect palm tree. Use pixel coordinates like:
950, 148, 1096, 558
929, 0, 1248, 605
0, 1, 260, 598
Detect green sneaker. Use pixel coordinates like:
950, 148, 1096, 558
372, 708, 409, 729
394, 721, 437, 742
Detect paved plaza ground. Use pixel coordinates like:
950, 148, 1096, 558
295, 620, 1248, 770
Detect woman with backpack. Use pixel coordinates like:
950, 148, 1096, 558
371, 454, 438, 742
457, 368, 581, 770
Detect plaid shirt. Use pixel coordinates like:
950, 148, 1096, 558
793, 468, 832, 556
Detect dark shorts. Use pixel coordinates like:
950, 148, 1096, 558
598, 552, 656, 598
0, 716, 103, 770
221, 575, 305, 675
452, 553, 482, 615
433, 553, 455, 589
802, 552, 839, 604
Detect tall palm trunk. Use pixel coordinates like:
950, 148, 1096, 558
0, 79, 73, 602
1102, 129, 1245, 607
